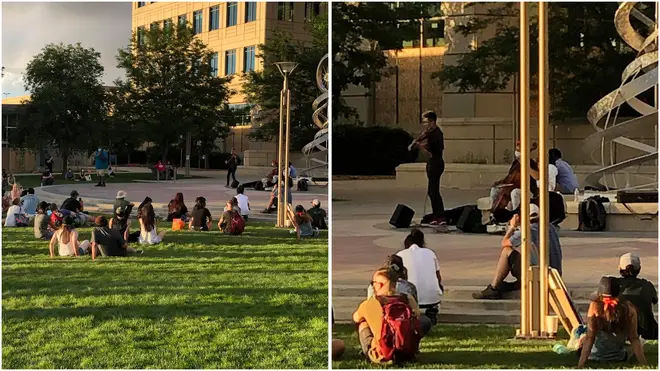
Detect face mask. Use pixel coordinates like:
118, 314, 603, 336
98, 148, 102, 152
514, 151, 521, 159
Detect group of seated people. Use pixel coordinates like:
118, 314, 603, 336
333, 206, 655, 367
488, 145, 578, 229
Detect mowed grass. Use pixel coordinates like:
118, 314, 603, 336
12, 172, 208, 189
333, 324, 658, 369
2, 221, 328, 369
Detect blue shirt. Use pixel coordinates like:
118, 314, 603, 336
510, 223, 562, 275
95, 150, 109, 170
289, 166, 297, 178
554, 159, 578, 193
272, 185, 292, 204
21, 194, 39, 215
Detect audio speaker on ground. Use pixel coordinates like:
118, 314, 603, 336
390, 204, 415, 228
456, 204, 486, 233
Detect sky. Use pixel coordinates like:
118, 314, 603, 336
2, 2, 132, 98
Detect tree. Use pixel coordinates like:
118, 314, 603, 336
15, 43, 108, 171
242, 14, 328, 151
332, 2, 437, 123
114, 22, 234, 162
433, 2, 655, 120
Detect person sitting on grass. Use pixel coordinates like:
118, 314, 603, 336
34, 201, 54, 240
396, 229, 442, 336
167, 192, 189, 222
261, 182, 292, 214
290, 205, 320, 240
617, 253, 658, 340
48, 216, 90, 257
189, 196, 212, 231
137, 203, 167, 244
109, 190, 134, 241
307, 199, 327, 230
577, 276, 647, 367
367, 254, 418, 303
473, 203, 563, 300
353, 267, 421, 364
41, 169, 54, 186
217, 200, 244, 235
60, 190, 90, 225
4, 198, 27, 227
235, 185, 250, 221
91, 216, 142, 260
65, 168, 74, 180
20, 188, 39, 216
137, 197, 153, 216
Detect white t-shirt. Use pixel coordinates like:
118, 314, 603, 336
536, 164, 558, 191
396, 244, 443, 305
139, 226, 161, 245
4, 205, 22, 227
235, 194, 250, 216
57, 229, 78, 256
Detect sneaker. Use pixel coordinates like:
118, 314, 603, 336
429, 216, 446, 226
95, 183, 102, 187
472, 284, 502, 300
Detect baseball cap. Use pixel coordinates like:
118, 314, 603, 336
312, 199, 320, 207
116, 190, 127, 199
619, 252, 641, 270
529, 204, 540, 218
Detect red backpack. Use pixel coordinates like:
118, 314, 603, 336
376, 295, 421, 363
227, 212, 245, 235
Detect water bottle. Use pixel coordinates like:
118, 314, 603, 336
574, 188, 580, 202
553, 343, 571, 355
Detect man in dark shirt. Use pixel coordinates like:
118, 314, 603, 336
91, 216, 140, 259
308, 199, 327, 230
45, 153, 54, 173
110, 190, 134, 240
61, 190, 82, 212
413, 110, 445, 224
225, 148, 240, 187
617, 253, 658, 340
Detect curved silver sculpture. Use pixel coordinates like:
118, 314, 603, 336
584, 2, 658, 190
300, 54, 328, 178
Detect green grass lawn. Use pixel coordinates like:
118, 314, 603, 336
333, 324, 658, 369
11, 172, 208, 189
2, 221, 328, 369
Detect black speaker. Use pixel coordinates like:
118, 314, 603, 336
390, 204, 415, 228
456, 204, 485, 233
231, 180, 240, 188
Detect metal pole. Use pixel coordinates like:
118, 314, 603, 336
185, 132, 191, 177
276, 79, 286, 227
538, 1, 550, 337
518, 1, 531, 337
283, 88, 292, 226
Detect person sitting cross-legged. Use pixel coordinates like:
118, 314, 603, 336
91, 216, 141, 260
617, 253, 658, 340
137, 203, 167, 244
577, 276, 647, 367
307, 199, 327, 230
48, 216, 90, 257
34, 201, 54, 240
189, 196, 212, 231
353, 267, 422, 365
473, 203, 563, 300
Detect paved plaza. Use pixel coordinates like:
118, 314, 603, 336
332, 180, 658, 287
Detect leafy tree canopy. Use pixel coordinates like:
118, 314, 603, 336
242, 14, 328, 150
332, 2, 439, 123
113, 23, 234, 162
16, 43, 108, 170
434, 2, 656, 120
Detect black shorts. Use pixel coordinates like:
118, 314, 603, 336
508, 249, 521, 280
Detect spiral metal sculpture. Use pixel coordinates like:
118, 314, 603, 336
583, 2, 658, 190
300, 54, 328, 178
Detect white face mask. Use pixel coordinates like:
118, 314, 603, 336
514, 151, 521, 159
98, 148, 102, 152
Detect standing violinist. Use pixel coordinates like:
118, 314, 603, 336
410, 110, 446, 225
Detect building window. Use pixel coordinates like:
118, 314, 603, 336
209, 5, 220, 31
210, 53, 219, 76
227, 2, 238, 27
137, 26, 145, 46
243, 46, 256, 72
150, 22, 158, 31
225, 49, 236, 75
163, 18, 172, 31
304, 2, 320, 22
178, 14, 187, 26
277, 2, 294, 21
137, 1, 146, 8
245, 2, 257, 23
193, 10, 203, 34
423, 19, 445, 47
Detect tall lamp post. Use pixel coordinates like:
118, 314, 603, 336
274, 61, 298, 228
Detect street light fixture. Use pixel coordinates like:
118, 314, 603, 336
274, 61, 298, 228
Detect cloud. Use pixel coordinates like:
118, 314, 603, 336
2, 2, 132, 97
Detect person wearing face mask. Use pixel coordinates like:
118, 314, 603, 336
94, 147, 109, 187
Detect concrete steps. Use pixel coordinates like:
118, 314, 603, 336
332, 284, 657, 324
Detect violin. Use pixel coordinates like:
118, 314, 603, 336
408, 126, 434, 151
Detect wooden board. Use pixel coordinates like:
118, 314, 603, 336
548, 268, 584, 335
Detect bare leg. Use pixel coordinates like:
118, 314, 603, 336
490, 247, 514, 289
126, 247, 137, 253
157, 230, 167, 241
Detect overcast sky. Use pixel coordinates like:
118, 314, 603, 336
2, 2, 132, 97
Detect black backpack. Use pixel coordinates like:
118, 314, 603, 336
297, 179, 308, 191
578, 196, 608, 231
